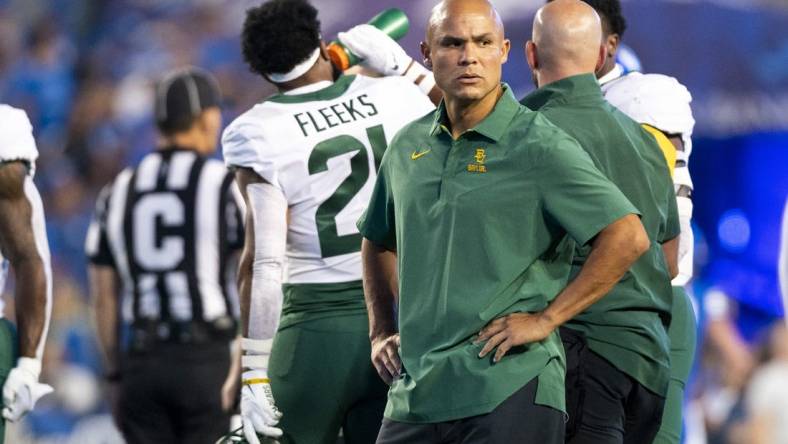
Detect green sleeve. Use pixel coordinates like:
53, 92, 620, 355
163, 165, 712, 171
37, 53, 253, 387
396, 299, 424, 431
538, 134, 640, 246
357, 151, 397, 251
663, 183, 681, 242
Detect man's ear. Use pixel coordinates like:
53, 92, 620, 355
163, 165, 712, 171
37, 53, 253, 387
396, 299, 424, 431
501, 38, 511, 64
595, 44, 607, 72
525, 40, 538, 71
605, 33, 620, 62
319, 40, 330, 61
420, 41, 432, 69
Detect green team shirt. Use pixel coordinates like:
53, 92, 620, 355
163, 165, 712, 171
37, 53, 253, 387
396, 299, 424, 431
522, 74, 681, 396
358, 85, 640, 423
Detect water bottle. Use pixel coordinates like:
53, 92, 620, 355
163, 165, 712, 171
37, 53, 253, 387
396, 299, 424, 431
327, 8, 410, 71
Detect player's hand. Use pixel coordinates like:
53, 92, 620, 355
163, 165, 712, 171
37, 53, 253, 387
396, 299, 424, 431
240, 370, 283, 444
371, 333, 401, 384
337, 24, 411, 76
475, 313, 555, 363
2, 357, 54, 422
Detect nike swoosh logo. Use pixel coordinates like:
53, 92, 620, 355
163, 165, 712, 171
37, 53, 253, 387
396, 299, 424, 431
411, 149, 431, 160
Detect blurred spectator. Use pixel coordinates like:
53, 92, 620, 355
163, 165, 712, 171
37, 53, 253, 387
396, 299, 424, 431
741, 323, 788, 444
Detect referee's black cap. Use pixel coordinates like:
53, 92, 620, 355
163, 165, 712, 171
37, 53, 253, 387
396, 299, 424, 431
155, 67, 221, 134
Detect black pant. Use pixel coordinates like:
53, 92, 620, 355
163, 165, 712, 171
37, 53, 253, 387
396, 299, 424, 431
118, 341, 231, 444
376, 377, 565, 444
561, 327, 665, 444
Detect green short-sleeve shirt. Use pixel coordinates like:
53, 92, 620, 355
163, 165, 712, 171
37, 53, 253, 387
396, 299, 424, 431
358, 85, 640, 422
522, 74, 681, 395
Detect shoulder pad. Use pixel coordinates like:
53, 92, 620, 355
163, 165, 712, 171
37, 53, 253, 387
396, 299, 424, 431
603, 73, 695, 137
0, 105, 38, 172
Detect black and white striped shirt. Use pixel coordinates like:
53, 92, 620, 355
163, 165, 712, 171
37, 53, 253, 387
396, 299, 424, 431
85, 147, 244, 332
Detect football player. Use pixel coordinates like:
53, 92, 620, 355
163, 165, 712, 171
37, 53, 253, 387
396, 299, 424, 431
0, 104, 53, 443
221, 1, 436, 443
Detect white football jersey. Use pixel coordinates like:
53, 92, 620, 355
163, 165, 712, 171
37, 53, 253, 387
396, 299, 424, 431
0, 105, 41, 309
601, 70, 696, 284
223, 75, 434, 284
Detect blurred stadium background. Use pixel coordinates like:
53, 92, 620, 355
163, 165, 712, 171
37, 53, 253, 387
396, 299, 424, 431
0, 0, 786, 442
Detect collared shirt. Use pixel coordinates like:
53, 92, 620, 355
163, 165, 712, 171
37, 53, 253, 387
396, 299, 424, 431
523, 73, 680, 395
358, 84, 639, 422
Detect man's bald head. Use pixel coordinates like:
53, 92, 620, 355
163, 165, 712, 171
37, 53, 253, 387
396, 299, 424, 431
426, 0, 504, 42
527, 0, 605, 86
421, 0, 510, 104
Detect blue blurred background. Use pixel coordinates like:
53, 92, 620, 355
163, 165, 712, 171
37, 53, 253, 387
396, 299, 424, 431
0, 0, 785, 442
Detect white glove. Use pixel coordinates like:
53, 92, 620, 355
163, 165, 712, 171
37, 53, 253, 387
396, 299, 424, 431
2, 357, 53, 422
240, 369, 283, 444
337, 24, 412, 76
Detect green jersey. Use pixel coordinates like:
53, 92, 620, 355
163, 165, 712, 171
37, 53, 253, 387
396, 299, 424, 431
358, 85, 639, 422
522, 74, 680, 395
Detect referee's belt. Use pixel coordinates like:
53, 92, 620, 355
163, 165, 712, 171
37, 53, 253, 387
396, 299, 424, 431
128, 317, 236, 351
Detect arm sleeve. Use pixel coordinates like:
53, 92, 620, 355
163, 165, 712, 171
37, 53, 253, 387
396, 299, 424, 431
662, 181, 681, 243
85, 184, 116, 267
538, 135, 640, 246
245, 182, 288, 341
357, 151, 396, 250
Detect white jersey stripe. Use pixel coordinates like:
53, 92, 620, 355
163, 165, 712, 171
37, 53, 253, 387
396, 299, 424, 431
166, 271, 191, 321
135, 153, 161, 192
195, 161, 227, 320
106, 169, 135, 323
167, 151, 197, 190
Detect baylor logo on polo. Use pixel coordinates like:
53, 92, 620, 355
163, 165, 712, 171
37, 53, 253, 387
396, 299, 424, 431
467, 148, 487, 173
474, 148, 486, 164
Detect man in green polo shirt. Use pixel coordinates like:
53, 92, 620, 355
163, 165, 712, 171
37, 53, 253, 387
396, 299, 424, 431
358, 0, 650, 442
517, 1, 680, 442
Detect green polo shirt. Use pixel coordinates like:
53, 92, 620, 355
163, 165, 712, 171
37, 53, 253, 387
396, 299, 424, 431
358, 84, 639, 423
522, 74, 680, 396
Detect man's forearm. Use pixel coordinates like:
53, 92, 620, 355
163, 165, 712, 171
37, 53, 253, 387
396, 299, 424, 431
361, 238, 398, 340
662, 236, 680, 279
14, 256, 46, 358
542, 214, 649, 328
90, 265, 119, 375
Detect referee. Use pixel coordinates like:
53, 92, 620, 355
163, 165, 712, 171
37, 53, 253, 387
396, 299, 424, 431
85, 67, 244, 444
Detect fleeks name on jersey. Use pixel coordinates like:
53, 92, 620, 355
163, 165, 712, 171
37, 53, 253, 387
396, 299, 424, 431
294, 94, 379, 137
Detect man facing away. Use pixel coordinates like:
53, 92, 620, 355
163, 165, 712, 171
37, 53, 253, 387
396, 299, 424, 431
520, 1, 680, 442
221, 0, 437, 442
86, 68, 243, 443
577, 1, 698, 442
359, 0, 651, 442
0, 105, 53, 443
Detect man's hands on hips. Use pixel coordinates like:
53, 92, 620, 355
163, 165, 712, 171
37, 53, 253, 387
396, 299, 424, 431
240, 369, 283, 444
475, 313, 556, 363
371, 333, 401, 384
2, 357, 53, 421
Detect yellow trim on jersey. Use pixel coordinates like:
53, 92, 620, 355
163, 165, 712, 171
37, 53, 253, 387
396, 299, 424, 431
243, 378, 271, 386
642, 124, 676, 177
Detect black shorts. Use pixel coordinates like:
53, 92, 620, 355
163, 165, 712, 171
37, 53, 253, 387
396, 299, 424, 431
376, 377, 565, 444
118, 341, 231, 444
